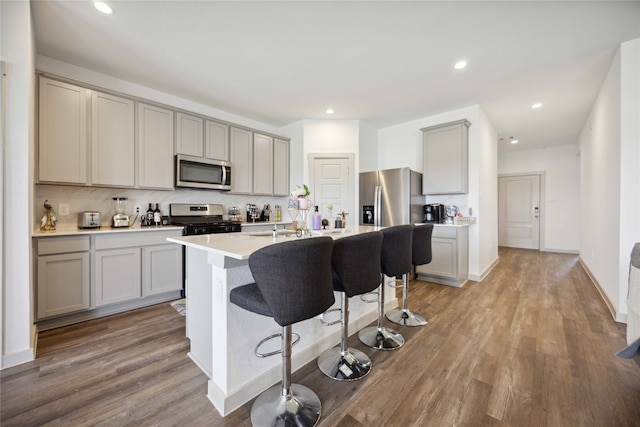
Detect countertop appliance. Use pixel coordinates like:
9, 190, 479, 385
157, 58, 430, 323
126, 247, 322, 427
424, 203, 444, 223
175, 154, 231, 191
111, 197, 130, 228
78, 211, 102, 229
359, 168, 423, 227
169, 203, 242, 298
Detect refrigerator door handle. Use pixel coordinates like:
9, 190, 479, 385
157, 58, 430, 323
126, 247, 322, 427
375, 185, 382, 227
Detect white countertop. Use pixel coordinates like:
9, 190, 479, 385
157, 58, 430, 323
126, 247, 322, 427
32, 223, 184, 237
239, 221, 291, 228
416, 222, 470, 228
168, 225, 382, 260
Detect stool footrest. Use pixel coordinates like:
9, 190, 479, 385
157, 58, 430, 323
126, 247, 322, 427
319, 308, 342, 326
255, 332, 301, 358
359, 292, 379, 303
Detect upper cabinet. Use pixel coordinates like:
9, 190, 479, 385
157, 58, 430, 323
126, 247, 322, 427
253, 133, 274, 195
176, 113, 230, 161
230, 127, 253, 194
91, 91, 135, 187
138, 103, 174, 190
205, 120, 229, 161
273, 138, 290, 196
175, 112, 204, 157
38, 77, 88, 185
421, 119, 471, 195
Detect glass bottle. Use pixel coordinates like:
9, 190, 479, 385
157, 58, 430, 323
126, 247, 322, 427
312, 206, 321, 230
153, 203, 161, 226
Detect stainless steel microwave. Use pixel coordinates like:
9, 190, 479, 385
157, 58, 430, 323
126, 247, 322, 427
175, 154, 231, 190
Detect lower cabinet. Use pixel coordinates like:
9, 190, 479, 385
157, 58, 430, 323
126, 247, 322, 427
416, 225, 468, 287
36, 236, 90, 319
35, 229, 183, 327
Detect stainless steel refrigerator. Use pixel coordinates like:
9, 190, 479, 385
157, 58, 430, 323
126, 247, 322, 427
359, 167, 423, 227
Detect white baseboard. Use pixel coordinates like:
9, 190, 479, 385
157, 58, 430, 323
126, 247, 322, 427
468, 256, 500, 282
578, 257, 626, 323
542, 247, 580, 255
1, 347, 35, 370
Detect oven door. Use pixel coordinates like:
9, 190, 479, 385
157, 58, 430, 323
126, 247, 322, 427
176, 154, 231, 190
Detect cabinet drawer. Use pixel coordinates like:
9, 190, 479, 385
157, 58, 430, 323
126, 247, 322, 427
37, 235, 90, 255
93, 230, 182, 250
432, 226, 457, 239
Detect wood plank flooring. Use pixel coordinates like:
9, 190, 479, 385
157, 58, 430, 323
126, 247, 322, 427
2, 247, 639, 426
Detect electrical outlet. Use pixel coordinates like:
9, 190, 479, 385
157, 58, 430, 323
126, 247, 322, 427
59, 203, 70, 216
134, 205, 141, 215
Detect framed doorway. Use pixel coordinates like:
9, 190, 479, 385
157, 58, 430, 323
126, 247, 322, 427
498, 173, 545, 250
308, 153, 355, 227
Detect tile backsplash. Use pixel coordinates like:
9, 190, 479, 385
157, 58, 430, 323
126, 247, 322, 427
35, 185, 288, 228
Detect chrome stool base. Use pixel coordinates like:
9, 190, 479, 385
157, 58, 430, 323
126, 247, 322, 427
386, 308, 428, 327
251, 383, 321, 427
317, 347, 372, 381
358, 326, 405, 350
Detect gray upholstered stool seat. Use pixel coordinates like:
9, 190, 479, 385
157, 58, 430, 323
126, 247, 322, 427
317, 231, 383, 381
386, 224, 432, 327
230, 237, 335, 427
358, 225, 412, 350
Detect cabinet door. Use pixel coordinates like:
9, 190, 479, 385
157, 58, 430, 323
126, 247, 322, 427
230, 127, 253, 193
94, 248, 141, 306
38, 77, 88, 184
253, 133, 274, 195
273, 138, 290, 196
138, 103, 174, 189
91, 91, 135, 187
176, 112, 204, 157
205, 120, 229, 161
422, 120, 470, 195
37, 252, 90, 319
416, 237, 457, 279
142, 244, 182, 296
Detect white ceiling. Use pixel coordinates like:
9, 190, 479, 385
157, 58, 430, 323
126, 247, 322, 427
31, 1, 640, 152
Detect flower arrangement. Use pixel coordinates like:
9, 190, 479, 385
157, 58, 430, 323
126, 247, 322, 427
290, 184, 312, 209
290, 184, 310, 199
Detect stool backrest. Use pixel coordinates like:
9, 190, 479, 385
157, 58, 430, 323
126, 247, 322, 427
381, 225, 413, 277
412, 224, 434, 266
248, 237, 335, 326
331, 231, 384, 297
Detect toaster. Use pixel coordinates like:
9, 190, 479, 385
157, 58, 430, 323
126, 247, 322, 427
78, 211, 102, 229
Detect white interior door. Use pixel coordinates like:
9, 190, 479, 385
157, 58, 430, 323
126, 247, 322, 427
498, 174, 540, 249
309, 154, 353, 225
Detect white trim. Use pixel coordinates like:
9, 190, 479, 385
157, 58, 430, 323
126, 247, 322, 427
1, 347, 35, 370
468, 256, 500, 282
541, 248, 580, 255
579, 257, 627, 323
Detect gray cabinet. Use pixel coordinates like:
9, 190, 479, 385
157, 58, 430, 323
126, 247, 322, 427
91, 91, 136, 187
138, 103, 174, 189
38, 77, 88, 185
253, 133, 274, 195
142, 244, 182, 296
94, 247, 141, 306
36, 236, 90, 319
273, 138, 290, 196
421, 119, 470, 195
205, 120, 229, 161
175, 112, 204, 157
230, 127, 253, 194
415, 225, 468, 287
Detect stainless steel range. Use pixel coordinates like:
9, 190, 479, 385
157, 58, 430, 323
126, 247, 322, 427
169, 203, 242, 235
170, 203, 241, 298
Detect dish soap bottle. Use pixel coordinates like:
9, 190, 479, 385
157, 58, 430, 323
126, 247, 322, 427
312, 206, 322, 230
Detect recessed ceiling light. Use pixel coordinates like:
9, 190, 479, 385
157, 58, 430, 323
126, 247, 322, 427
94, 2, 114, 14
454, 60, 467, 70
326, 108, 334, 115
531, 102, 543, 109
511, 139, 519, 144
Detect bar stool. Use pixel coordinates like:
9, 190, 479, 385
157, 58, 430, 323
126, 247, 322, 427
317, 231, 384, 381
386, 224, 432, 326
230, 237, 335, 427
358, 225, 412, 350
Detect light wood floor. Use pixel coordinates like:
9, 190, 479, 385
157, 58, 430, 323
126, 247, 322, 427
2, 247, 639, 426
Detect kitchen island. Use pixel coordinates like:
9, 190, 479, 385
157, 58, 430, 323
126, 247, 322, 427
167, 226, 395, 416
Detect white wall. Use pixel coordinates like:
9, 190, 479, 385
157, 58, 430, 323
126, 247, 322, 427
1, 0, 36, 368
358, 121, 378, 172
377, 105, 499, 281
498, 144, 581, 253
578, 39, 640, 321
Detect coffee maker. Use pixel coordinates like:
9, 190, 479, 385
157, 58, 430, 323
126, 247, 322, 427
424, 204, 444, 223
